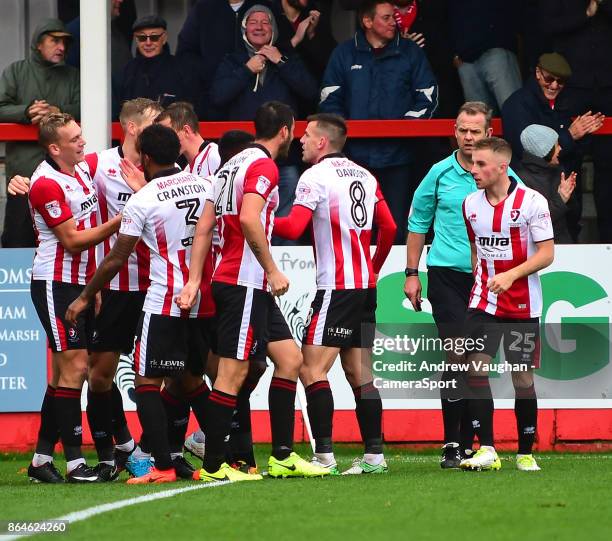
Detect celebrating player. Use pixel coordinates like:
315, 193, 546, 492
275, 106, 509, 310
27, 113, 121, 483
66, 124, 212, 484
177, 101, 329, 481
273, 113, 397, 474
460, 137, 554, 472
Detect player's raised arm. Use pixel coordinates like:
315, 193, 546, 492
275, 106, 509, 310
273, 205, 313, 239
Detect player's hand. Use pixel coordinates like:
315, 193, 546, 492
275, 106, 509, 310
267, 268, 290, 296
407, 32, 426, 47
7, 175, 30, 196
487, 271, 515, 295
558, 171, 577, 203
65, 295, 90, 327
94, 291, 102, 317
120, 158, 146, 192
403, 275, 422, 311
175, 281, 200, 310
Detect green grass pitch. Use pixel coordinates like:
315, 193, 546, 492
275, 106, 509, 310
1, 446, 611, 541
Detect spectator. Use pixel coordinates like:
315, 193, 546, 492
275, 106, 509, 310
0, 19, 79, 247
275, 0, 336, 83
502, 52, 604, 240
540, 0, 612, 242
447, 0, 522, 114
319, 0, 438, 242
120, 15, 198, 108
176, 0, 293, 119
66, 0, 135, 118
516, 124, 577, 243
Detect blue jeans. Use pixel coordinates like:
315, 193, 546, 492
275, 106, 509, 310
458, 48, 522, 114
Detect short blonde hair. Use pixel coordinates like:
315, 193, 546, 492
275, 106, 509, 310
38, 112, 74, 148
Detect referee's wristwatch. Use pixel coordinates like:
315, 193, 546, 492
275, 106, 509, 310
404, 267, 419, 277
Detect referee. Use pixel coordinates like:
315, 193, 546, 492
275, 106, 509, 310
404, 102, 494, 468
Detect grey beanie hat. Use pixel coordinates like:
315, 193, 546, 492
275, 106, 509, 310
520, 124, 559, 159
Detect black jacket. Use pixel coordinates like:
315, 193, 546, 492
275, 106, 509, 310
502, 77, 578, 169
540, 0, 612, 88
120, 48, 198, 108
515, 152, 575, 243
176, 0, 293, 119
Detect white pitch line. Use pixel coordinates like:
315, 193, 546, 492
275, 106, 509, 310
0, 480, 230, 541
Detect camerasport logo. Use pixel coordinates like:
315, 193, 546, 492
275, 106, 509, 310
68, 326, 79, 343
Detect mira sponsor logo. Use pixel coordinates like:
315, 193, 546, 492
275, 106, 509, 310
477, 236, 510, 247
80, 193, 98, 212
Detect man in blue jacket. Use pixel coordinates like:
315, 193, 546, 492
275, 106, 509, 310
319, 0, 438, 243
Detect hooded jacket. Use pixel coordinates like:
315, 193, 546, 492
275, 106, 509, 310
210, 6, 317, 121
0, 19, 80, 180
515, 151, 575, 243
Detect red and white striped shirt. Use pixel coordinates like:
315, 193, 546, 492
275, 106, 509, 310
120, 168, 210, 317
463, 181, 553, 319
29, 158, 98, 285
294, 154, 382, 289
85, 147, 150, 292
210, 145, 279, 290
185, 141, 220, 178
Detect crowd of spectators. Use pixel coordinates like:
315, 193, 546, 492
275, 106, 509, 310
1, 0, 611, 246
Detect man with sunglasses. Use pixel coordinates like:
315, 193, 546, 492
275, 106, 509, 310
502, 52, 604, 170
502, 53, 603, 240
120, 15, 198, 108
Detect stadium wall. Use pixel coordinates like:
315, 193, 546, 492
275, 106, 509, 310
1, 246, 612, 452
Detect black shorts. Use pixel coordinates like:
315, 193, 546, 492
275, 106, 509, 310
302, 288, 376, 348
133, 312, 212, 378
427, 266, 473, 339
188, 316, 217, 376
464, 309, 540, 368
30, 279, 95, 353
89, 289, 146, 354
212, 282, 293, 362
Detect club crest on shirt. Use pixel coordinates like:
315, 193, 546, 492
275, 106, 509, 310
256, 175, 271, 195
44, 200, 62, 219
510, 209, 521, 222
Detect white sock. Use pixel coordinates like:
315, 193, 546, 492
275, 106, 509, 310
132, 446, 151, 460
32, 453, 53, 467
363, 453, 384, 466
66, 458, 86, 473
192, 430, 206, 444
314, 452, 336, 466
170, 452, 183, 460
115, 439, 135, 453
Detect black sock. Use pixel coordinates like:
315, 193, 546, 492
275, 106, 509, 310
86, 389, 114, 462
186, 382, 210, 431
139, 432, 151, 454
305, 380, 334, 454
134, 385, 172, 470
203, 389, 237, 472
269, 377, 296, 460
228, 380, 256, 466
515, 385, 538, 455
353, 382, 383, 454
160, 388, 190, 454
54, 387, 84, 462
111, 382, 131, 446
35, 385, 60, 456
459, 400, 475, 452
440, 370, 468, 445
467, 376, 494, 447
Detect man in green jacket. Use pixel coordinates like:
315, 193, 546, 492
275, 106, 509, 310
0, 19, 80, 247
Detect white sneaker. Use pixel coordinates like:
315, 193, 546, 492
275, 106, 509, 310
184, 433, 205, 461
516, 454, 541, 471
310, 455, 339, 475
460, 446, 501, 471
341, 457, 388, 475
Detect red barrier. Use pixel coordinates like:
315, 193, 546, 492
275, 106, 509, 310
1, 118, 612, 141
